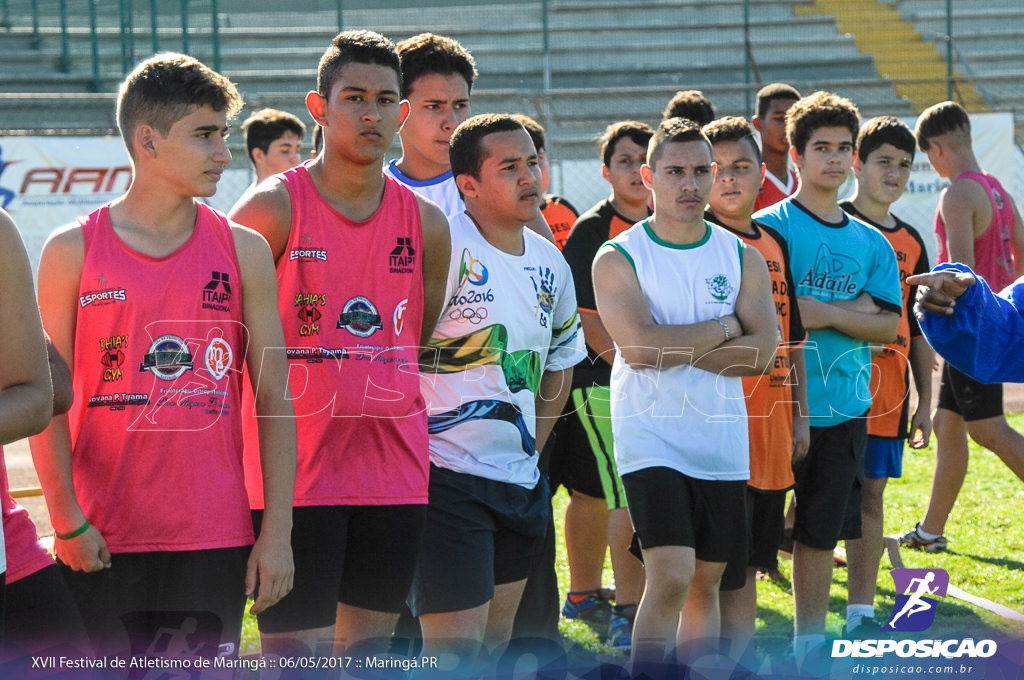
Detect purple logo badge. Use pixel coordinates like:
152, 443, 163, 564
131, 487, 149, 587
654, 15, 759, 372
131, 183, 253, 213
883, 568, 949, 632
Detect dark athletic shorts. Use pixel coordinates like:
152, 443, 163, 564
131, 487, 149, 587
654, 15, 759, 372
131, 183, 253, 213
793, 415, 868, 550
720, 487, 787, 591
408, 465, 549, 616
3, 563, 89, 657
252, 504, 425, 633
937, 361, 1004, 422
547, 387, 627, 509
59, 546, 249, 659
622, 466, 747, 567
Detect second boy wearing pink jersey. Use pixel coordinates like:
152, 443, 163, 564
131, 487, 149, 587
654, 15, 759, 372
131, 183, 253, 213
230, 31, 450, 658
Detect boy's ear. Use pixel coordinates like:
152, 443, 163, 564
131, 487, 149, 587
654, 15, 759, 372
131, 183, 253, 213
399, 100, 411, 130
640, 163, 654, 190
789, 145, 801, 166
305, 90, 326, 126
455, 173, 477, 199
136, 124, 157, 157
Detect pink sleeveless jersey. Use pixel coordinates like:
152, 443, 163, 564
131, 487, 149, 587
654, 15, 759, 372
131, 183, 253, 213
936, 171, 1016, 291
2, 452, 54, 582
243, 166, 428, 508
71, 204, 252, 552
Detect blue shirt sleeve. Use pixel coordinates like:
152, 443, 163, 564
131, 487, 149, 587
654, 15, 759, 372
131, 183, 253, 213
920, 263, 1024, 383
863, 231, 903, 313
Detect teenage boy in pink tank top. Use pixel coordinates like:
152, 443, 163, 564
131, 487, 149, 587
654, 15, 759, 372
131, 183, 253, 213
899, 101, 1024, 553
229, 31, 450, 660
31, 54, 296, 661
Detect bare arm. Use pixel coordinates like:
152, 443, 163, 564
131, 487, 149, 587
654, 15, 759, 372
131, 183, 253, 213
233, 226, 296, 615
0, 211, 53, 443
592, 245, 740, 368
790, 346, 810, 463
940, 181, 989, 268
46, 334, 73, 417
534, 367, 573, 452
797, 295, 899, 343
30, 225, 111, 572
228, 179, 293, 262
579, 310, 615, 367
907, 336, 933, 449
418, 199, 451, 349
1010, 197, 1024, 271
526, 211, 556, 245
691, 247, 778, 376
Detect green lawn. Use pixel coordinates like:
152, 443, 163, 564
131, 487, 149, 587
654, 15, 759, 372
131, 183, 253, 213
243, 413, 1024, 659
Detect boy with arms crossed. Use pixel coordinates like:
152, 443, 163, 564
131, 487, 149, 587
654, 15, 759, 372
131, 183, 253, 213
556, 120, 654, 649
840, 116, 933, 635
754, 92, 901, 666
230, 31, 450, 658
410, 114, 584, 672
593, 118, 778, 673
899, 101, 1024, 552
30, 53, 296, 659
701, 116, 809, 660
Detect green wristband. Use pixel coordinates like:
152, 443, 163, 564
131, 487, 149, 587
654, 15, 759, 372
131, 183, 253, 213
55, 519, 90, 540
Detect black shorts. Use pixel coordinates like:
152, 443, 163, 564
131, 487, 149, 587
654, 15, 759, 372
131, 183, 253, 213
937, 361, 1004, 422
720, 488, 787, 591
547, 409, 604, 498
59, 546, 249, 659
793, 416, 867, 550
3, 563, 89, 657
621, 467, 747, 567
408, 466, 549, 616
252, 504, 425, 634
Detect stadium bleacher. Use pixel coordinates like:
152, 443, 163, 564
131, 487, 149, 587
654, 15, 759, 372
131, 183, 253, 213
0, 0, 1020, 160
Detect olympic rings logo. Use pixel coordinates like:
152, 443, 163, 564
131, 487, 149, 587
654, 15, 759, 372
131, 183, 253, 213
449, 307, 489, 324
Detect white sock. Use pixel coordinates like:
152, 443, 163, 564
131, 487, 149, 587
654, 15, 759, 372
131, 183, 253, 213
793, 634, 826, 660
846, 604, 875, 630
917, 525, 941, 540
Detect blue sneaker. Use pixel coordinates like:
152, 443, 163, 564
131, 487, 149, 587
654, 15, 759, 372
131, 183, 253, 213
562, 592, 612, 637
605, 615, 632, 652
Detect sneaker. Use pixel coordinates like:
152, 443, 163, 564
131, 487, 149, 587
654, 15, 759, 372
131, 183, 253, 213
605, 615, 632, 652
844, 617, 887, 639
898, 523, 948, 552
562, 593, 612, 637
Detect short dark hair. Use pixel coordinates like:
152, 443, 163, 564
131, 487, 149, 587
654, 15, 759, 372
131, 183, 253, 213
662, 89, 716, 126
755, 83, 801, 119
598, 120, 654, 167
915, 101, 971, 152
116, 52, 242, 154
702, 116, 761, 164
241, 108, 306, 163
450, 113, 525, 180
648, 117, 711, 168
857, 116, 916, 162
786, 91, 860, 155
512, 113, 545, 154
396, 32, 477, 100
318, 30, 401, 99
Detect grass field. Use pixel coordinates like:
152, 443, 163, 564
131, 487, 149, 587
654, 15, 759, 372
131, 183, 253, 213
242, 413, 1024, 660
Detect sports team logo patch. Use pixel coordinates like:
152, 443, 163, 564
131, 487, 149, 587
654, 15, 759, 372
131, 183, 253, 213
204, 337, 233, 381
139, 334, 193, 381
337, 296, 383, 338
705, 274, 733, 302
202, 271, 232, 312
393, 298, 408, 336
390, 237, 416, 274
884, 568, 949, 632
